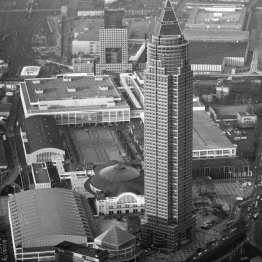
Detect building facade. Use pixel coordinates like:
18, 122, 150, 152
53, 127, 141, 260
86, 161, 145, 216
93, 227, 140, 262
237, 111, 257, 128
96, 9, 132, 75
55, 241, 109, 262
141, 0, 195, 250
20, 74, 130, 125
9, 189, 94, 262
20, 115, 65, 165
72, 56, 95, 74
31, 162, 51, 189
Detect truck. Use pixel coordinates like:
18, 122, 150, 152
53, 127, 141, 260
236, 196, 243, 201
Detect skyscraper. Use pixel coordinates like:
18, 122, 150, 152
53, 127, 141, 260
96, 8, 132, 75
141, 0, 196, 250
104, 8, 124, 29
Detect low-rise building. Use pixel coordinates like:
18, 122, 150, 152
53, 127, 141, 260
192, 156, 250, 180
237, 111, 257, 128
9, 188, 95, 262
20, 74, 130, 125
193, 110, 237, 158
93, 226, 140, 262
55, 241, 109, 262
20, 66, 41, 79
20, 115, 65, 164
72, 55, 96, 74
31, 162, 51, 189
85, 161, 145, 216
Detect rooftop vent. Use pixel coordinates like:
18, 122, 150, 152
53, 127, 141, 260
63, 77, 72, 82
95, 77, 103, 81
99, 85, 108, 91
67, 86, 76, 92
35, 88, 43, 94
32, 80, 40, 84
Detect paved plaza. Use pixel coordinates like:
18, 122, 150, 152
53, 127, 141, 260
70, 127, 125, 165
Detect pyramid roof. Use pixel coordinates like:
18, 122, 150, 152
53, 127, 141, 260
94, 226, 135, 250
154, 0, 181, 36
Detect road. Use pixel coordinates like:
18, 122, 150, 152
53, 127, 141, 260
0, 9, 60, 12
0, 0, 60, 78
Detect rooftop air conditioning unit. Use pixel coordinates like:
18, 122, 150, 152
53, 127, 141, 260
99, 85, 108, 91
67, 86, 76, 92
35, 88, 43, 94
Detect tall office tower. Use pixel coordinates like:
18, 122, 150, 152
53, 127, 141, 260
141, 0, 196, 250
104, 8, 124, 29
96, 8, 132, 75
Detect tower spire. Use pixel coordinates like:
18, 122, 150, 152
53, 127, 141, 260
154, 0, 181, 36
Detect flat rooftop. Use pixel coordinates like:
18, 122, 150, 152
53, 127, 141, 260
32, 163, 50, 184
189, 41, 248, 65
186, 7, 246, 30
184, 29, 249, 42
21, 66, 41, 77
73, 17, 157, 42
193, 101, 205, 109
194, 9, 241, 24
193, 156, 248, 169
193, 110, 235, 151
128, 44, 143, 60
25, 75, 120, 103
238, 111, 257, 117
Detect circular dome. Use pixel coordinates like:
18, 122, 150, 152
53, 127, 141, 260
99, 163, 139, 183
88, 161, 144, 197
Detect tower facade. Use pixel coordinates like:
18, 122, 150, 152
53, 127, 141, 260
96, 8, 132, 75
141, 0, 196, 250
104, 8, 124, 29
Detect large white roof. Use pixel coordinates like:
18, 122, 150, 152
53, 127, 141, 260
21, 66, 41, 77
9, 188, 92, 248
